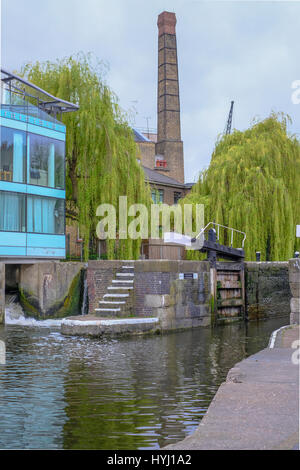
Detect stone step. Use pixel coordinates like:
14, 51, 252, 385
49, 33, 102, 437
107, 286, 133, 290
122, 266, 134, 269
95, 308, 121, 313
112, 279, 134, 284
116, 273, 134, 277
99, 300, 126, 305
103, 293, 129, 298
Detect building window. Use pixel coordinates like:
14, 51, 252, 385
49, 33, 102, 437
0, 129, 65, 189
0, 191, 65, 234
27, 196, 65, 234
54, 141, 65, 189
29, 133, 65, 189
0, 127, 26, 183
174, 192, 182, 204
0, 191, 26, 232
151, 189, 164, 203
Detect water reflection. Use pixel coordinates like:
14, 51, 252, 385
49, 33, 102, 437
0, 317, 288, 449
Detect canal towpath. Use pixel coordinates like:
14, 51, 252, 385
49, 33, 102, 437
165, 325, 300, 450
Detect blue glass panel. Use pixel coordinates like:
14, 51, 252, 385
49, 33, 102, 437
27, 195, 64, 234
1, 104, 66, 130
28, 133, 65, 189
26, 185, 65, 199
0, 232, 26, 247
26, 247, 65, 258
0, 127, 26, 183
0, 181, 27, 194
27, 234, 65, 249
0, 117, 27, 132
0, 246, 26, 256
0, 192, 26, 231
27, 123, 65, 141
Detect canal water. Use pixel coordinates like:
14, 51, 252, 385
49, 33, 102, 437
0, 306, 288, 450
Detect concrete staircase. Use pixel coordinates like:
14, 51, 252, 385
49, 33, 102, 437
94, 262, 134, 317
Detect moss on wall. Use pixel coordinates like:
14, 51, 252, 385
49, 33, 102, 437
19, 269, 84, 319
19, 288, 40, 318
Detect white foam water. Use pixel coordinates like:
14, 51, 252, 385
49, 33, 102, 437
5, 302, 63, 327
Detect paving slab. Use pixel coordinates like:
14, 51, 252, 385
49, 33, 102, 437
280, 326, 300, 348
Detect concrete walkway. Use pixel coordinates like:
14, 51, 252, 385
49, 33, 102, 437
165, 325, 299, 450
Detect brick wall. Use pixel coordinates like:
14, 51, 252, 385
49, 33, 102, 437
149, 183, 183, 205
156, 12, 185, 185
134, 260, 211, 328
66, 223, 82, 258
87, 260, 123, 314
86, 260, 211, 329
138, 141, 156, 169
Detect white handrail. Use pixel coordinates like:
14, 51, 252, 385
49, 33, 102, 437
194, 222, 246, 248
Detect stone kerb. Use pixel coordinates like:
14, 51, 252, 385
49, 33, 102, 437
289, 258, 300, 324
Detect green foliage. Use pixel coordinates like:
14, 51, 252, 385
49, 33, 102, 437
183, 114, 300, 261
20, 53, 151, 260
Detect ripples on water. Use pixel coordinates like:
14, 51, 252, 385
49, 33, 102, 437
0, 305, 288, 450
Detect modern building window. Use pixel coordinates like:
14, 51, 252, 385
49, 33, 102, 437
0, 127, 26, 183
27, 196, 65, 234
29, 133, 65, 189
0, 191, 26, 232
151, 189, 164, 203
54, 140, 65, 189
174, 191, 182, 204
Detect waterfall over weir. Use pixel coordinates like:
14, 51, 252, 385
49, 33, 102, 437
4, 297, 63, 327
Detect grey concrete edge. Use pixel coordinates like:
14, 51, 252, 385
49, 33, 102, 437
268, 324, 293, 349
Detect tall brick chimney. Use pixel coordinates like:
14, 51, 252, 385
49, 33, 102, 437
155, 11, 184, 184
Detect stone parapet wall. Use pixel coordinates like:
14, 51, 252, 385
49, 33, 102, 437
245, 262, 290, 320
289, 258, 300, 324
134, 260, 211, 329
85, 260, 211, 330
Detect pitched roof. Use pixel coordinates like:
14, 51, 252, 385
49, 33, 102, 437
132, 128, 151, 142
184, 182, 195, 189
143, 165, 185, 187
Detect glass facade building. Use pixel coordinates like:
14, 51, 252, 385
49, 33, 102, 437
0, 69, 78, 259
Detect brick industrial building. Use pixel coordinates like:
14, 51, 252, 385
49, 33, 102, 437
134, 11, 194, 205
67, 11, 194, 258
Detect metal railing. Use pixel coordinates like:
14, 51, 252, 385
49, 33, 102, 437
194, 222, 246, 248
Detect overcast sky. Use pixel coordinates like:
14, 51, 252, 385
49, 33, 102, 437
1, 0, 300, 183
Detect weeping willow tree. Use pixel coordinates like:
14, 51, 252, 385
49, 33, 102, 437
20, 53, 151, 260
183, 114, 300, 261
